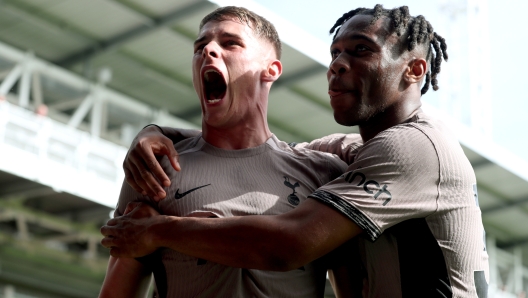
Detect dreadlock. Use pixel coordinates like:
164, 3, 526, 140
329, 4, 448, 95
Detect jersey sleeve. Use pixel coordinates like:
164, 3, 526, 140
114, 180, 156, 217
324, 152, 348, 183
114, 142, 188, 218
294, 133, 363, 165
308, 125, 440, 241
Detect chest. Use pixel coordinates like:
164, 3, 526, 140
158, 152, 319, 217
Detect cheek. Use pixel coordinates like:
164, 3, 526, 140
191, 73, 201, 93
192, 59, 201, 86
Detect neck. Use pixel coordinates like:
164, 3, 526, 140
203, 125, 272, 150
202, 107, 272, 150
359, 96, 422, 142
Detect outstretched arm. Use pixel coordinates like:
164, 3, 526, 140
124, 125, 201, 200
99, 256, 152, 298
101, 199, 362, 271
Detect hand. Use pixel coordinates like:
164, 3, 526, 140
124, 125, 180, 201
101, 202, 163, 258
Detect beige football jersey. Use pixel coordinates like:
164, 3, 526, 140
308, 110, 489, 298
116, 135, 347, 298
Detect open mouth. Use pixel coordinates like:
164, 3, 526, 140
203, 69, 227, 104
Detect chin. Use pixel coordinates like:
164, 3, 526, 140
334, 114, 359, 127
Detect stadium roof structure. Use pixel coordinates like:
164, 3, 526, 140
0, 0, 527, 296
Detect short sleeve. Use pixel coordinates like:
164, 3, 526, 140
309, 126, 440, 241
113, 180, 145, 217
324, 152, 348, 182
114, 151, 181, 217
294, 133, 363, 165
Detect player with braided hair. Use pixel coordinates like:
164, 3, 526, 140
329, 4, 448, 95
103, 4, 489, 297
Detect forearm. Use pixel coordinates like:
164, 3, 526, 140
99, 256, 152, 298
152, 215, 308, 271
299, 133, 363, 165
149, 200, 358, 271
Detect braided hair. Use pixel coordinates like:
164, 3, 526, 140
329, 4, 448, 95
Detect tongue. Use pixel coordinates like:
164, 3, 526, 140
208, 89, 224, 100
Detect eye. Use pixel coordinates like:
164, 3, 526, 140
330, 49, 340, 59
194, 44, 205, 53
223, 40, 239, 47
355, 44, 370, 52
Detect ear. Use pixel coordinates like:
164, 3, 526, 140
262, 59, 282, 83
404, 58, 427, 84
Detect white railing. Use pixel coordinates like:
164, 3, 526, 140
0, 100, 125, 207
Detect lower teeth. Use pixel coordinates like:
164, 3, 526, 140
208, 99, 221, 103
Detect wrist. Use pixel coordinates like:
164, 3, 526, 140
149, 215, 179, 248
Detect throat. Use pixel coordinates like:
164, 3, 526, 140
202, 122, 272, 150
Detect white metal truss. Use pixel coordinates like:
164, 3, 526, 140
0, 40, 198, 207
0, 41, 198, 146
0, 99, 125, 207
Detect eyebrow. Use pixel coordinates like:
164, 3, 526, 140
194, 32, 243, 46
331, 33, 378, 46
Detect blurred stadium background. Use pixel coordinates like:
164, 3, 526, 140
0, 0, 526, 297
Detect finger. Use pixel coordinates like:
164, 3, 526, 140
109, 247, 120, 257
138, 141, 172, 188
100, 224, 114, 236
128, 155, 161, 198
104, 217, 120, 227
124, 166, 145, 195
165, 143, 181, 172
129, 152, 166, 199
124, 201, 141, 215
127, 154, 151, 196
101, 236, 115, 248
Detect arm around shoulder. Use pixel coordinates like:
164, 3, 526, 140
302, 133, 363, 165
150, 198, 363, 271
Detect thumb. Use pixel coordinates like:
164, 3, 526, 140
124, 201, 141, 215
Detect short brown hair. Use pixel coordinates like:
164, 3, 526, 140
200, 6, 282, 59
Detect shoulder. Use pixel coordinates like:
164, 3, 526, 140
356, 119, 440, 175
367, 121, 436, 156
173, 135, 204, 154
309, 133, 363, 150
369, 111, 468, 167
268, 135, 347, 176
270, 136, 345, 164
158, 135, 204, 171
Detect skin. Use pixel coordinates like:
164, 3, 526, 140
193, 19, 281, 149
99, 17, 282, 297
99, 202, 158, 298
123, 15, 427, 199
102, 12, 428, 283
122, 18, 282, 200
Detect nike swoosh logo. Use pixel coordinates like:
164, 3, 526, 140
175, 184, 211, 199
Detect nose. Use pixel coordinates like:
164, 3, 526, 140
328, 54, 350, 75
202, 42, 219, 59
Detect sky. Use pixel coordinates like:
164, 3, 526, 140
250, 0, 528, 161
